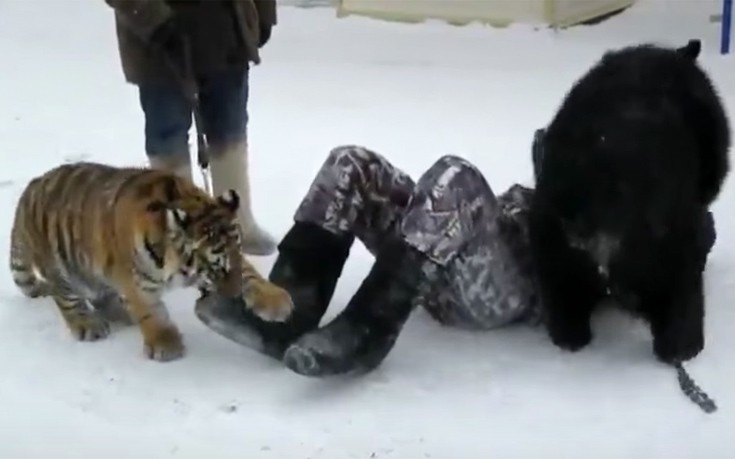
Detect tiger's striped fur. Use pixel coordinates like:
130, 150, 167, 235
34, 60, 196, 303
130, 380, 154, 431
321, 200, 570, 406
9, 161, 289, 362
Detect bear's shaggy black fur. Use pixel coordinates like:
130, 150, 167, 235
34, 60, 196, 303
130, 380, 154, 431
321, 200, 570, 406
529, 39, 730, 364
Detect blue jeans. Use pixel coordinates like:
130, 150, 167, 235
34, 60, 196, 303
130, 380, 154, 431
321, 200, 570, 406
138, 67, 250, 159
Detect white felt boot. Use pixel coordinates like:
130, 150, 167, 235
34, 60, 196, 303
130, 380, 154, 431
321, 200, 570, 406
148, 151, 193, 181
209, 140, 277, 256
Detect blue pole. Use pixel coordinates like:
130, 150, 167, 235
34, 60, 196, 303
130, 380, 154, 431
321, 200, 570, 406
722, 0, 732, 54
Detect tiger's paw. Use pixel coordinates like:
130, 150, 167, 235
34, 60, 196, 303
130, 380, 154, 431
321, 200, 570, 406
144, 325, 185, 362
67, 314, 111, 342
244, 283, 294, 323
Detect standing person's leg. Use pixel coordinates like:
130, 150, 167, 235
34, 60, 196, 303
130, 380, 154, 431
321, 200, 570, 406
195, 145, 417, 360
283, 156, 539, 377
137, 82, 193, 180
197, 66, 276, 256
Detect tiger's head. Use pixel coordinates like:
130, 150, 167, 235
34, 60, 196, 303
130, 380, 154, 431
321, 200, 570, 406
153, 187, 245, 299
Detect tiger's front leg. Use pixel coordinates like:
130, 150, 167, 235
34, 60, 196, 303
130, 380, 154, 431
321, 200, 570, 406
240, 255, 294, 323
124, 286, 184, 362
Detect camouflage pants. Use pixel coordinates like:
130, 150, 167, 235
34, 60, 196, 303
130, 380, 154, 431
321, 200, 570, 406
294, 146, 540, 329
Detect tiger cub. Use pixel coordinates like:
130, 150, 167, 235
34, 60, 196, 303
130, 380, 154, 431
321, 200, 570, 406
9, 162, 292, 362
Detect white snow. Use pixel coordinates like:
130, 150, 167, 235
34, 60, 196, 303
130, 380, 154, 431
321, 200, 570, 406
1, 0, 734, 457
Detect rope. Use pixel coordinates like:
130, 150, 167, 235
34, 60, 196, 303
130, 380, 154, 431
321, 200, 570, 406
162, 37, 213, 196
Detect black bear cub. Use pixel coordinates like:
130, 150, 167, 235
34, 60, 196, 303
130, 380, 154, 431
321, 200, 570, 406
529, 39, 730, 364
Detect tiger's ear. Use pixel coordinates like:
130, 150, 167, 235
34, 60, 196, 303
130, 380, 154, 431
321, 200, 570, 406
217, 189, 240, 212
165, 207, 189, 230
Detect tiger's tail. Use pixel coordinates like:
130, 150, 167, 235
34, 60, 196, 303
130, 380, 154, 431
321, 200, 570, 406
9, 188, 46, 299
9, 228, 44, 299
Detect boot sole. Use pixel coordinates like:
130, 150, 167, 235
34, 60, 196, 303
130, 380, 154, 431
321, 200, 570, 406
194, 294, 267, 353
283, 344, 320, 376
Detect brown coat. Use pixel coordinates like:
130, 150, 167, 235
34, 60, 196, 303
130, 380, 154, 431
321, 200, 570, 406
104, 0, 277, 85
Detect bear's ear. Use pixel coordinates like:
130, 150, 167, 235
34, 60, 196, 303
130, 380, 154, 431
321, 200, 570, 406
217, 189, 240, 212
677, 39, 701, 60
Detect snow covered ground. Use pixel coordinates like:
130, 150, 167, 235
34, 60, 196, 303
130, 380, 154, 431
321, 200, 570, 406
1, 0, 734, 457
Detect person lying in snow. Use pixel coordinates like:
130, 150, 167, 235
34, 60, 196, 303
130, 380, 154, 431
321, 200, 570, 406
196, 134, 717, 377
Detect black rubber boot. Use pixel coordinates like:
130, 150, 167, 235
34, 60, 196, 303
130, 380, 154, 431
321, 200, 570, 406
195, 221, 354, 360
282, 238, 426, 377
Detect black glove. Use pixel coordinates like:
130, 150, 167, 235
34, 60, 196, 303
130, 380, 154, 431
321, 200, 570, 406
149, 17, 189, 76
259, 23, 272, 48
